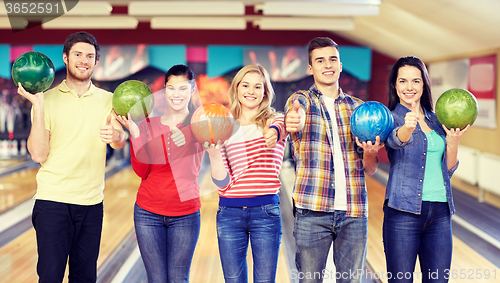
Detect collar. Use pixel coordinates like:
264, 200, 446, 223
57, 79, 96, 98
310, 84, 345, 101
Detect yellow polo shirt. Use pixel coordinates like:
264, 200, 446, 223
34, 80, 112, 205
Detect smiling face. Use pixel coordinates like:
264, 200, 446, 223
237, 72, 265, 113
63, 42, 97, 82
308, 46, 342, 89
395, 65, 424, 109
165, 75, 192, 113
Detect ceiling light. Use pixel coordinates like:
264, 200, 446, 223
0, 17, 28, 29
256, 1, 379, 16
151, 17, 246, 30
42, 16, 138, 29
129, 1, 245, 16
255, 17, 354, 31
64, 2, 113, 16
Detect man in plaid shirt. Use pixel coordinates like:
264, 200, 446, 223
285, 37, 384, 283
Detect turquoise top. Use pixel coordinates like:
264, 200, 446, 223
422, 130, 447, 202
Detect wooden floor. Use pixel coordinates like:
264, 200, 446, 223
0, 161, 290, 283
1, 158, 499, 283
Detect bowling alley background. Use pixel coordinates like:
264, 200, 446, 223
1, 27, 500, 162
0, 30, 382, 159
1, 1, 500, 282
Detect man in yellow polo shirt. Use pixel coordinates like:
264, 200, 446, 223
17, 31, 126, 283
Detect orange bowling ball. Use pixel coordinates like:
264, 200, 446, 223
190, 104, 235, 144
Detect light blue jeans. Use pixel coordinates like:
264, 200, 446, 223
216, 203, 282, 283
134, 203, 200, 283
293, 208, 368, 283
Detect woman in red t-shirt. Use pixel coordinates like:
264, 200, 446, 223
116, 65, 204, 283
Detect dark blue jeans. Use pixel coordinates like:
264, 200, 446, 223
134, 203, 200, 283
31, 199, 103, 283
293, 208, 368, 283
216, 203, 282, 283
383, 202, 452, 283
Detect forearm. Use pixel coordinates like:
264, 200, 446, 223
110, 118, 127, 149
396, 127, 412, 143
446, 143, 459, 170
27, 106, 49, 163
362, 153, 379, 176
208, 152, 228, 181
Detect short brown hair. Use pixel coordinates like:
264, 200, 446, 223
307, 37, 339, 65
63, 31, 100, 61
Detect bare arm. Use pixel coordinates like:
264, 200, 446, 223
204, 141, 228, 181
444, 124, 470, 170
18, 84, 49, 163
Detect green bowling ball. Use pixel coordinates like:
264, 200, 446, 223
113, 80, 154, 121
435, 88, 478, 130
12, 51, 55, 94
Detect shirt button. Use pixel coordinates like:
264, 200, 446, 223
419, 180, 422, 182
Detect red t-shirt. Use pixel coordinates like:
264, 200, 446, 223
130, 116, 204, 216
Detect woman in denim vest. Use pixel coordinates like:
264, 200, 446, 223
384, 56, 469, 282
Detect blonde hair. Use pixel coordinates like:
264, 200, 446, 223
227, 65, 276, 128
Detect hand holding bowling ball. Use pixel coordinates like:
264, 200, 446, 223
12, 51, 55, 94
435, 88, 478, 130
113, 80, 154, 122
190, 104, 236, 145
350, 101, 394, 143
114, 112, 140, 140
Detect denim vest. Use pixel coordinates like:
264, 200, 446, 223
385, 103, 458, 215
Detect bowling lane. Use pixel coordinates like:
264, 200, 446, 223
0, 166, 39, 213
0, 165, 140, 283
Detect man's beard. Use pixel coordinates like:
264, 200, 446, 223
67, 65, 93, 82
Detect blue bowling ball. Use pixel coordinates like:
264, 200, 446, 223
350, 101, 394, 143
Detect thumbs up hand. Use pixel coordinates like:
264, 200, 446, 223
170, 116, 186, 147
100, 113, 120, 144
285, 99, 304, 133
397, 102, 419, 143
263, 118, 278, 148
403, 102, 419, 133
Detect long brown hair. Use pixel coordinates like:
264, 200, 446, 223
388, 56, 433, 112
227, 65, 276, 128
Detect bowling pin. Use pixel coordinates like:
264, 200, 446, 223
0, 100, 5, 133
20, 139, 27, 156
0, 140, 9, 158
11, 140, 18, 156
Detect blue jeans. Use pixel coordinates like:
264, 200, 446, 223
31, 200, 103, 283
134, 203, 200, 283
383, 202, 452, 283
293, 208, 368, 283
216, 203, 282, 283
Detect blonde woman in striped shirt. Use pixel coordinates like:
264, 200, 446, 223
205, 64, 287, 283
